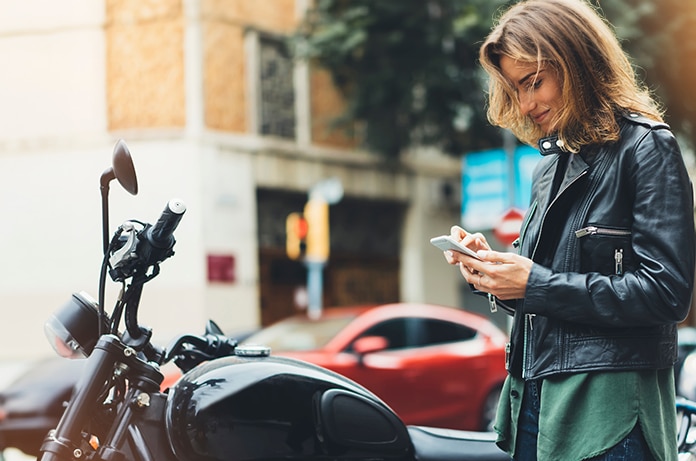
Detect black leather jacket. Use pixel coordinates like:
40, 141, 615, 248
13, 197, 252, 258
501, 113, 695, 380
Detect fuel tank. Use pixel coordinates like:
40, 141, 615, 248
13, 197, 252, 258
165, 351, 413, 461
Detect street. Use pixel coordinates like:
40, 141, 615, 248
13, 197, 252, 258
0, 360, 44, 461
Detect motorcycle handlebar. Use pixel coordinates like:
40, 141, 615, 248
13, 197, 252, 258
147, 199, 186, 248
165, 332, 238, 371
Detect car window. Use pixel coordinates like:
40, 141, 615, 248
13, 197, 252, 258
414, 318, 477, 346
355, 318, 411, 350
350, 317, 477, 351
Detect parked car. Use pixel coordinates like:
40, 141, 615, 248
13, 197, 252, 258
241, 302, 509, 431
0, 357, 85, 457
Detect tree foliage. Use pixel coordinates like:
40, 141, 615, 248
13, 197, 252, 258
293, 0, 696, 158
602, 0, 696, 148
293, 0, 511, 158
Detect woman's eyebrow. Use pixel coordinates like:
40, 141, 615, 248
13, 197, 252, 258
518, 69, 543, 86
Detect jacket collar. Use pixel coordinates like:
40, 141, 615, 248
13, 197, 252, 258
538, 134, 565, 156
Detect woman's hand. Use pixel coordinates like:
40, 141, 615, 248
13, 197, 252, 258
443, 225, 533, 300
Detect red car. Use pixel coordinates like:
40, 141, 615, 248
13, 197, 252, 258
241, 303, 508, 431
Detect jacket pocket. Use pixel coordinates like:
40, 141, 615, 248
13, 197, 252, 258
575, 225, 633, 275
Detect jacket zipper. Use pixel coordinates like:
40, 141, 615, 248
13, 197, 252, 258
575, 226, 630, 275
530, 171, 588, 260
614, 249, 623, 275
574, 226, 631, 238
505, 342, 510, 369
524, 167, 588, 379
488, 293, 497, 313
516, 200, 538, 251
522, 313, 535, 379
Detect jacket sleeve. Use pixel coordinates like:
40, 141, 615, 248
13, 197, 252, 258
523, 127, 695, 327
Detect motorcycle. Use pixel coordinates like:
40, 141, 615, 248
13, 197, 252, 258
678, 397, 696, 460
677, 327, 696, 400
35, 139, 509, 461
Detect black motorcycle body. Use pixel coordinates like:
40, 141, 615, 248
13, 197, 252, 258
168, 354, 410, 459
39, 335, 506, 461
36, 140, 509, 461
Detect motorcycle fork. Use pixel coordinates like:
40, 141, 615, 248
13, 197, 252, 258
40, 336, 126, 461
98, 389, 169, 461
39, 335, 165, 461
95, 341, 167, 461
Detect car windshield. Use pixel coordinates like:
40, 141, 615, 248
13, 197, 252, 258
242, 315, 357, 351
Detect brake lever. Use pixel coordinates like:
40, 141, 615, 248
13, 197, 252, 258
109, 222, 138, 271
166, 333, 238, 372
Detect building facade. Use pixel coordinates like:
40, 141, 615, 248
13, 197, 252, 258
0, 0, 480, 359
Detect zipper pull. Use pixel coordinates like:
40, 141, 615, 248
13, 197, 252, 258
488, 293, 497, 313
614, 248, 623, 275
505, 342, 511, 370
527, 313, 536, 330
575, 226, 598, 238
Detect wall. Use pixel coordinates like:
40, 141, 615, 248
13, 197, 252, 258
0, 0, 470, 360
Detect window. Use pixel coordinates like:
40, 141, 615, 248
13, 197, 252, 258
258, 36, 295, 139
351, 317, 477, 351
358, 318, 411, 350
415, 318, 477, 346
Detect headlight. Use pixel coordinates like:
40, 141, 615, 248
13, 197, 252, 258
44, 292, 108, 359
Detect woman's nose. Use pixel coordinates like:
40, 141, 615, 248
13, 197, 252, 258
519, 91, 535, 115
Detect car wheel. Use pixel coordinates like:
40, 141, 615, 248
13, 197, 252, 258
480, 385, 502, 432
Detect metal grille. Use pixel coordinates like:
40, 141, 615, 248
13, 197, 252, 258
259, 37, 295, 139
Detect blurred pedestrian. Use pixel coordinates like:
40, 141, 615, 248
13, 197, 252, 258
441, 0, 695, 459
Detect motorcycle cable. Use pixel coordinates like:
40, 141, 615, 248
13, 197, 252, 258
108, 284, 125, 336
98, 220, 146, 337
98, 226, 128, 337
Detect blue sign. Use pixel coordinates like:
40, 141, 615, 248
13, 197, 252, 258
514, 145, 540, 209
461, 146, 540, 230
461, 149, 508, 229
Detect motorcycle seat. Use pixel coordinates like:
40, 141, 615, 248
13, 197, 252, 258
407, 426, 509, 461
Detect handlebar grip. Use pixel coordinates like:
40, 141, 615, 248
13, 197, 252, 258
147, 199, 186, 248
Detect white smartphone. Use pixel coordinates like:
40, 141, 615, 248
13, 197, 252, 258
429, 235, 482, 260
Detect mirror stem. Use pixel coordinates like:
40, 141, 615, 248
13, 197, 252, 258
100, 169, 115, 254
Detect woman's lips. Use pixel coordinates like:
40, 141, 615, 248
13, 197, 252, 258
532, 110, 549, 125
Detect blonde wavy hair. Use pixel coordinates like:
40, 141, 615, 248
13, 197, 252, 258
479, 0, 663, 152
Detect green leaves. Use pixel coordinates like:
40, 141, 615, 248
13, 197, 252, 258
294, 0, 696, 158
602, 0, 696, 148
293, 0, 509, 158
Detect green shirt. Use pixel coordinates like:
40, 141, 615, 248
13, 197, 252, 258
494, 369, 677, 460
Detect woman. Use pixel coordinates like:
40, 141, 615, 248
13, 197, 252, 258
443, 0, 695, 459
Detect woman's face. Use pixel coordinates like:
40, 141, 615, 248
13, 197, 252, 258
499, 55, 563, 134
